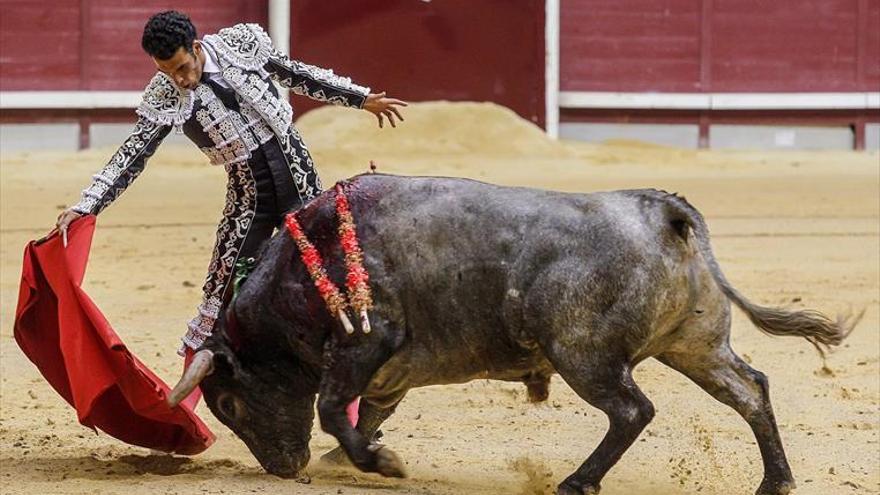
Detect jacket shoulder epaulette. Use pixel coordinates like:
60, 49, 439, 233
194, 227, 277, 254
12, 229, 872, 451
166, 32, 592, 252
205, 23, 274, 71
136, 72, 194, 126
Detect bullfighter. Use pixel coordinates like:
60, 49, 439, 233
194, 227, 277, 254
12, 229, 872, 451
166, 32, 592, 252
54, 10, 405, 379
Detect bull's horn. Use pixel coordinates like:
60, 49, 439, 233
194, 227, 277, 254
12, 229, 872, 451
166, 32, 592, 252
338, 310, 355, 334
360, 310, 371, 334
167, 349, 214, 408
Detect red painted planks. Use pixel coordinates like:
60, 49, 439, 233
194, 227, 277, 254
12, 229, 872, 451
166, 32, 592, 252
711, 0, 860, 91
289, 0, 547, 126
0, 0, 82, 90
561, 0, 703, 92
0, 1, 266, 91
864, 0, 880, 89
83, 1, 267, 90
560, 0, 879, 94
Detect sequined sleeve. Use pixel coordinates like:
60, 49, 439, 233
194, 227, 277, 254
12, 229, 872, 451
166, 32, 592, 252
208, 23, 370, 108
71, 117, 170, 215
266, 52, 371, 109
248, 26, 370, 108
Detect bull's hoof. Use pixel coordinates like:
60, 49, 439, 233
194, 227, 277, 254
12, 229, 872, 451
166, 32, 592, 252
368, 444, 406, 478
556, 480, 600, 495
756, 478, 796, 495
319, 446, 350, 466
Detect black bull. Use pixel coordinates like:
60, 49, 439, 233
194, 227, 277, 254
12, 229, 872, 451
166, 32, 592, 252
169, 173, 857, 495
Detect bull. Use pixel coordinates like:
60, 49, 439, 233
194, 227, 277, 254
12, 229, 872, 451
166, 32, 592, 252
168, 173, 857, 495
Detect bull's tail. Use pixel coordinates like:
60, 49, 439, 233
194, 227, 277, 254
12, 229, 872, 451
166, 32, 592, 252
660, 192, 862, 354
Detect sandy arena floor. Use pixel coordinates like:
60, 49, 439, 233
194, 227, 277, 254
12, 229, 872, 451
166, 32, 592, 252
1, 103, 878, 495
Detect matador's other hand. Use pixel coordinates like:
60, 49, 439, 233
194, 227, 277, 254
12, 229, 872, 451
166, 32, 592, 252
363, 92, 408, 129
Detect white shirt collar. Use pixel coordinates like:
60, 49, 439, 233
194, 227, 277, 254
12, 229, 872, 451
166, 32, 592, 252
202, 43, 221, 74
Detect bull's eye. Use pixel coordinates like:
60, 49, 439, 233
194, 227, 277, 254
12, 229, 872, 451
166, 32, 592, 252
216, 392, 246, 421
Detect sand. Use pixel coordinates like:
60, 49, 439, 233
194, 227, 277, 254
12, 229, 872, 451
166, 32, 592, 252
1, 102, 878, 495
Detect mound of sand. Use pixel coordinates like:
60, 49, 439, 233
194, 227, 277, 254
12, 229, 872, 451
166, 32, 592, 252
297, 101, 879, 175
296, 101, 575, 159
294, 101, 733, 177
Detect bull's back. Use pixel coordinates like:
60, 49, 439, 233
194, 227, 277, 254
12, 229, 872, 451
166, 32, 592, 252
350, 175, 692, 385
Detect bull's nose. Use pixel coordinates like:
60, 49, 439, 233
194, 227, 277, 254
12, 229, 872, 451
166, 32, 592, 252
265, 461, 299, 479
263, 454, 309, 479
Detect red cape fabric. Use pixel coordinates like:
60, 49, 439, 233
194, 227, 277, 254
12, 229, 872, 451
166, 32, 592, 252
13, 216, 214, 454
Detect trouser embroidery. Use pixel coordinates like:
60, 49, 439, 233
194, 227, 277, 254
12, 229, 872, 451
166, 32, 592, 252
179, 134, 320, 354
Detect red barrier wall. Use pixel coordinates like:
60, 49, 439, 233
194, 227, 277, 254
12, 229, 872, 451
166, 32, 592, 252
2, 0, 877, 142
288, 0, 547, 126
560, 0, 880, 93
0, 1, 547, 126
0, 1, 266, 91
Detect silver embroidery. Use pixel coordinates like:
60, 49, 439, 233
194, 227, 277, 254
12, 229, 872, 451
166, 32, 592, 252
194, 86, 250, 165
237, 100, 275, 144
222, 66, 293, 137
180, 295, 222, 354
179, 158, 257, 354
279, 129, 322, 200
192, 84, 275, 166
274, 57, 370, 107
72, 118, 166, 214
200, 141, 250, 167
136, 73, 194, 127
202, 23, 273, 71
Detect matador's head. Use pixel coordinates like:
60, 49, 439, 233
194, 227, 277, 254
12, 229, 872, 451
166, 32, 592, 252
142, 10, 205, 91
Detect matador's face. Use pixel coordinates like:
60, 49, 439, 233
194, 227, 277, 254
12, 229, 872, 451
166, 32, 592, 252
153, 40, 204, 91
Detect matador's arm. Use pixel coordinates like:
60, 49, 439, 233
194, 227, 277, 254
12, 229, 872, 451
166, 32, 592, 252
71, 117, 170, 215
245, 24, 371, 109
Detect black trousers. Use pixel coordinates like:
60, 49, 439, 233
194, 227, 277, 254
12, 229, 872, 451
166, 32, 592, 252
180, 132, 320, 354
235, 137, 303, 258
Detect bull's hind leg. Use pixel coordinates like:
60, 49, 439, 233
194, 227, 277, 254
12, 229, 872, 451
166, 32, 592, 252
658, 318, 795, 495
541, 346, 656, 495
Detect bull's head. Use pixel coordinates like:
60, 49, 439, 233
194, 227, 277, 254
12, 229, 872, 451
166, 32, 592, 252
168, 309, 321, 478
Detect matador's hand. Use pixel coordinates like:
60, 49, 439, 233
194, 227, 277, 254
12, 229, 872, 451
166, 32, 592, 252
363, 92, 407, 129
54, 208, 83, 247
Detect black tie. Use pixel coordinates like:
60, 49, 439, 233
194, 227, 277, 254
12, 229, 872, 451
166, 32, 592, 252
201, 72, 240, 112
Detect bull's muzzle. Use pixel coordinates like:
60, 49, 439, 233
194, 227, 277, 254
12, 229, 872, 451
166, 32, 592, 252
262, 451, 311, 480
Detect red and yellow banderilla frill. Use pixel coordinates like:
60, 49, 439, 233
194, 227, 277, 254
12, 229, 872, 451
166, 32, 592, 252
283, 183, 373, 334
335, 183, 374, 332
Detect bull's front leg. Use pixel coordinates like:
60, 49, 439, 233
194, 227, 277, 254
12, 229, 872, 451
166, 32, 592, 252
317, 333, 406, 477
321, 393, 406, 465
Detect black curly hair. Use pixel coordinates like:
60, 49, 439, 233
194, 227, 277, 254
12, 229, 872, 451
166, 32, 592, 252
141, 11, 197, 60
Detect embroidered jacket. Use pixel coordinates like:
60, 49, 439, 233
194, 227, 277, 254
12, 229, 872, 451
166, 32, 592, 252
72, 23, 370, 216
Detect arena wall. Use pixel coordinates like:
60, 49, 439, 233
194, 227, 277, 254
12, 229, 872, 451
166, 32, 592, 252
1, 0, 878, 150
558, 0, 880, 149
